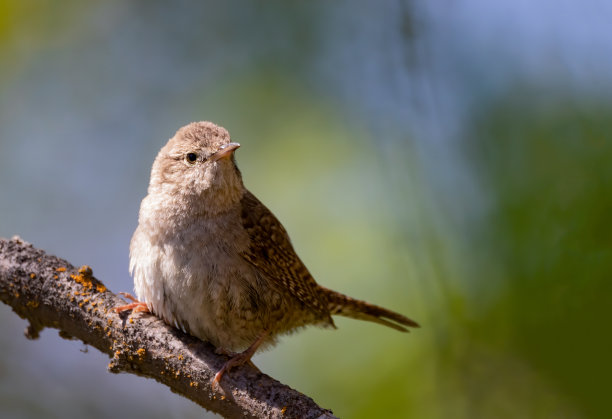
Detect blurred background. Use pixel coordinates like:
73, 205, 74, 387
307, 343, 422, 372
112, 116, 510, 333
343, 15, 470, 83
0, 1, 610, 418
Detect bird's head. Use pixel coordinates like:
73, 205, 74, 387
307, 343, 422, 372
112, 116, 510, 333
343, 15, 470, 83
149, 121, 244, 215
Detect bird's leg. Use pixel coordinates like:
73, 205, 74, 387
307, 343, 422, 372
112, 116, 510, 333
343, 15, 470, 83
213, 330, 269, 385
114, 292, 150, 314
215, 347, 261, 372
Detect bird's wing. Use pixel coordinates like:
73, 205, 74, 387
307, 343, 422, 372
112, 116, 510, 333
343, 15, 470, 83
239, 191, 331, 318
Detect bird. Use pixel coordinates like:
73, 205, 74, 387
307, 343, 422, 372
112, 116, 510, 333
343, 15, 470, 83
116, 121, 419, 384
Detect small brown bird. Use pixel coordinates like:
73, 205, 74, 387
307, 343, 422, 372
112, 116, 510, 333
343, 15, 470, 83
117, 121, 419, 384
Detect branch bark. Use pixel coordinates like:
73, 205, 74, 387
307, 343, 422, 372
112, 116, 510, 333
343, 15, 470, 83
0, 237, 336, 419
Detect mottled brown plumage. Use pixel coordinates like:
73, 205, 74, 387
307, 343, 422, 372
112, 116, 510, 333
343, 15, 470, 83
118, 121, 419, 385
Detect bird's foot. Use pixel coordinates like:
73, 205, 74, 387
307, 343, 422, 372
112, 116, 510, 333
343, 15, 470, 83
215, 347, 261, 372
115, 292, 150, 313
212, 331, 269, 387
213, 350, 254, 386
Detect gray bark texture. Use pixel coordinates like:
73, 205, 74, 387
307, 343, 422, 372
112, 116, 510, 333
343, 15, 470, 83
0, 237, 336, 419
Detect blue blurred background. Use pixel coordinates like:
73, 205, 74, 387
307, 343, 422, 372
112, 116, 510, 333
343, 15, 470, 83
1, 1, 611, 418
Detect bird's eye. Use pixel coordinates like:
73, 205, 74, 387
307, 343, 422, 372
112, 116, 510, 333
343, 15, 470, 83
185, 153, 198, 164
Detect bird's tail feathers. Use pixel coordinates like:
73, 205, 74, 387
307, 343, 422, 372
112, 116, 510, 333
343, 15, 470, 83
321, 287, 420, 332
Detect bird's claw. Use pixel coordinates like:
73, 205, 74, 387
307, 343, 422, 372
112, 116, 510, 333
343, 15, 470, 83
115, 293, 149, 314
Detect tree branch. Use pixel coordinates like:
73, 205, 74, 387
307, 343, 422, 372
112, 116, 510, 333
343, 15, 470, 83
0, 237, 336, 419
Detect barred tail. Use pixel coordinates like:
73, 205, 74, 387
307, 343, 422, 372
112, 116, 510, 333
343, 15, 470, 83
321, 286, 420, 332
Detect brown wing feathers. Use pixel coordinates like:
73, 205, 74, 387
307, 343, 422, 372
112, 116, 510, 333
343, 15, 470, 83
239, 192, 331, 317
239, 191, 419, 332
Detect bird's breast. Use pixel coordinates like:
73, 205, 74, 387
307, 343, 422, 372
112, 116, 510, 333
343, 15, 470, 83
130, 211, 275, 349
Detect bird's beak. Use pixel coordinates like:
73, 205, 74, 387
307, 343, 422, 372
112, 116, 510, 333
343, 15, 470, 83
212, 142, 240, 161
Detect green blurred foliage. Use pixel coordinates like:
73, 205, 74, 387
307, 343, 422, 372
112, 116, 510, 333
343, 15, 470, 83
460, 90, 612, 419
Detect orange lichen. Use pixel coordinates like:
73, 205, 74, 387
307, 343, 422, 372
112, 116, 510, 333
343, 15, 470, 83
29, 273, 36, 279
189, 381, 199, 388
177, 354, 184, 361
136, 348, 146, 360
70, 266, 104, 293
79, 266, 91, 274
53, 275, 58, 280
75, 279, 104, 293
70, 274, 93, 290
56, 267, 66, 272
281, 406, 287, 415
129, 318, 134, 324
